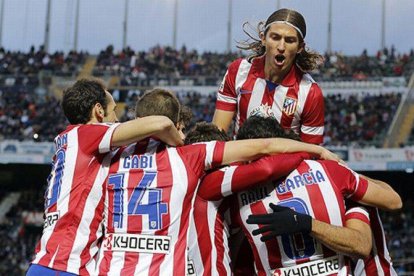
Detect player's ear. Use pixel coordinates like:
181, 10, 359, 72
93, 103, 105, 122
260, 31, 266, 47
298, 42, 305, 54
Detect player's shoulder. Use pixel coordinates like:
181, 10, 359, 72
78, 122, 116, 131
302, 74, 323, 97
317, 160, 357, 177
227, 58, 245, 72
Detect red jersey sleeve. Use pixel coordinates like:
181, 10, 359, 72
345, 201, 370, 225
215, 58, 243, 111
78, 123, 120, 155
300, 83, 324, 144
198, 152, 311, 201
177, 141, 225, 177
320, 160, 368, 201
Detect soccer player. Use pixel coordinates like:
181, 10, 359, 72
237, 117, 402, 275
346, 201, 399, 275
213, 8, 325, 144
27, 79, 184, 276
185, 122, 312, 276
195, 116, 401, 275
95, 88, 340, 275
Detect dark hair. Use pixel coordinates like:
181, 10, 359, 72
236, 116, 300, 140
185, 122, 230, 145
135, 88, 181, 125
179, 105, 193, 129
237, 8, 323, 72
61, 78, 108, 124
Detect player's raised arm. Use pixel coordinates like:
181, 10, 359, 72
111, 115, 183, 147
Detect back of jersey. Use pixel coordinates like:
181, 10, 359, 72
236, 159, 367, 276
97, 139, 225, 276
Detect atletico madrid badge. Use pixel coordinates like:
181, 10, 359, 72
282, 97, 297, 116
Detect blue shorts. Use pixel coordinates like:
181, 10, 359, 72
26, 264, 78, 276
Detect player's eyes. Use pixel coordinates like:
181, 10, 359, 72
285, 37, 297, 43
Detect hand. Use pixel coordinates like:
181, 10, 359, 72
246, 203, 312, 242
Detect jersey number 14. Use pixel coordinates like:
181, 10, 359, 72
108, 172, 168, 230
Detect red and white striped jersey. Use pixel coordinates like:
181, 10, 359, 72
235, 160, 368, 276
187, 196, 232, 276
32, 123, 119, 275
216, 56, 324, 144
96, 139, 225, 275
347, 205, 398, 276
187, 153, 309, 276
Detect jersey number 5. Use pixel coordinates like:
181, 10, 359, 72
109, 172, 168, 230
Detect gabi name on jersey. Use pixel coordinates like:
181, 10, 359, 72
122, 154, 154, 170
239, 169, 326, 206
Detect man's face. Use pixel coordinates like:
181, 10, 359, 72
261, 23, 303, 74
103, 91, 118, 123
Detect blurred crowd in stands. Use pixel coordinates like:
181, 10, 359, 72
0, 87, 67, 142
0, 46, 87, 77
381, 198, 414, 273
0, 44, 413, 146
0, 86, 406, 147
324, 92, 401, 147
93, 45, 414, 85
317, 46, 414, 80
0, 189, 43, 275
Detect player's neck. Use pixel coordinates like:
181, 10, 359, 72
264, 63, 289, 84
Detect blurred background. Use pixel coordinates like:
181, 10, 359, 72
0, 0, 413, 274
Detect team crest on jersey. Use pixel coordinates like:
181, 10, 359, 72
282, 97, 297, 116
249, 103, 276, 118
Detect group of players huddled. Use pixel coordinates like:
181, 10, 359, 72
27, 9, 401, 276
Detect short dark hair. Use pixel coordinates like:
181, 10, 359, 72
135, 88, 180, 125
236, 116, 300, 140
61, 78, 108, 124
179, 105, 193, 128
185, 122, 230, 144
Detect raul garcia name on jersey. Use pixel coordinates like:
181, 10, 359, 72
238, 169, 326, 206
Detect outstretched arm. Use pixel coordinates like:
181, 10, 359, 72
199, 152, 311, 200
111, 115, 183, 147
221, 138, 339, 165
357, 174, 402, 211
